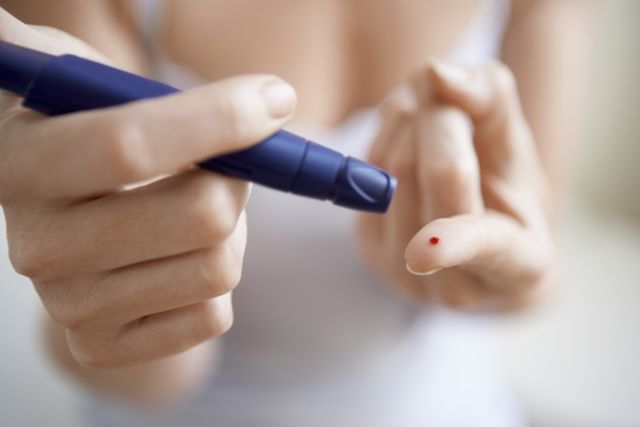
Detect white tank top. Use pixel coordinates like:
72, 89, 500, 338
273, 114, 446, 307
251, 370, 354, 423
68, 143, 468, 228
85, 2, 524, 426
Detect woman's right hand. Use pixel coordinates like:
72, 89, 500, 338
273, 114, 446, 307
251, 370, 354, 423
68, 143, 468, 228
0, 10, 296, 368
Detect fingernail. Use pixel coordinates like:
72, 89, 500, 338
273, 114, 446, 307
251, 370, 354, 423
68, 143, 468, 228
261, 79, 296, 118
431, 61, 468, 87
406, 263, 443, 276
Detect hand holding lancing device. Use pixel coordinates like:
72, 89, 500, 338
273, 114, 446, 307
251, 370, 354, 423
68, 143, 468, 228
0, 10, 297, 368
357, 61, 554, 310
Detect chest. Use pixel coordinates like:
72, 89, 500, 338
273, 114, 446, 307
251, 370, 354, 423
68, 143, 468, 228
158, 0, 480, 124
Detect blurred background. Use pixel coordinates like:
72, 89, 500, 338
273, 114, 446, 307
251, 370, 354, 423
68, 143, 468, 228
500, 1, 640, 426
1, 1, 639, 426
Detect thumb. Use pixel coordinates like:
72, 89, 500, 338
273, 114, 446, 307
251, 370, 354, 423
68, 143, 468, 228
0, 7, 109, 61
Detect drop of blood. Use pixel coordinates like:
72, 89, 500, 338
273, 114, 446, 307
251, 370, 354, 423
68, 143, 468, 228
429, 236, 440, 245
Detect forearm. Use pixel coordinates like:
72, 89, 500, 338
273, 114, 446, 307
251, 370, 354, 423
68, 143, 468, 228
502, 0, 599, 205
44, 314, 220, 405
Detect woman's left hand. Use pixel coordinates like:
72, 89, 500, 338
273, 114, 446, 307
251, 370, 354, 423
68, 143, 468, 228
356, 61, 554, 311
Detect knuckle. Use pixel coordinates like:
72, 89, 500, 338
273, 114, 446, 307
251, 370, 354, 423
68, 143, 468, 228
69, 337, 113, 369
8, 240, 52, 281
194, 251, 221, 297
41, 279, 104, 330
8, 245, 41, 279
100, 117, 150, 182
197, 299, 234, 339
67, 326, 124, 369
71, 345, 104, 368
46, 297, 89, 330
520, 239, 554, 290
196, 250, 242, 298
219, 259, 243, 293
187, 179, 239, 241
488, 61, 517, 95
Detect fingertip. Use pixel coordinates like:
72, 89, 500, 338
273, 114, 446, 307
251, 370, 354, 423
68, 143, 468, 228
427, 62, 489, 120
201, 74, 297, 118
404, 223, 450, 275
404, 216, 483, 275
259, 76, 297, 119
169, 74, 298, 152
428, 61, 469, 95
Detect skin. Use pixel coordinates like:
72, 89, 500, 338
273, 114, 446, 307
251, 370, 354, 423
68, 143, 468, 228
358, 61, 553, 310
0, 9, 297, 403
0, 0, 596, 405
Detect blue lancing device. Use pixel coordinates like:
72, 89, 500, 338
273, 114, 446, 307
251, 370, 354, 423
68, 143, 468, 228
0, 41, 396, 213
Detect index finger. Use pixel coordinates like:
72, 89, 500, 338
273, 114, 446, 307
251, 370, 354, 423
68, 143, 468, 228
2, 74, 296, 199
404, 212, 551, 288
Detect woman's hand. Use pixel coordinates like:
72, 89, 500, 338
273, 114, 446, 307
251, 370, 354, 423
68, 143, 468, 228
357, 61, 554, 311
0, 10, 297, 368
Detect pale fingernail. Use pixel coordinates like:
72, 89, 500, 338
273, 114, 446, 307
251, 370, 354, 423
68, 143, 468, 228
261, 79, 296, 118
406, 263, 443, 276
431, 61, 468, 87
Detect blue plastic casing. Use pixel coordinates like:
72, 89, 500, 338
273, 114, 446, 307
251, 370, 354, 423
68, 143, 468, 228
0, 41, 396, 213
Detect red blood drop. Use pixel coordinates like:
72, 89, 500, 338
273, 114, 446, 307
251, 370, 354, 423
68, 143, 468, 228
429, 236, 440, 245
